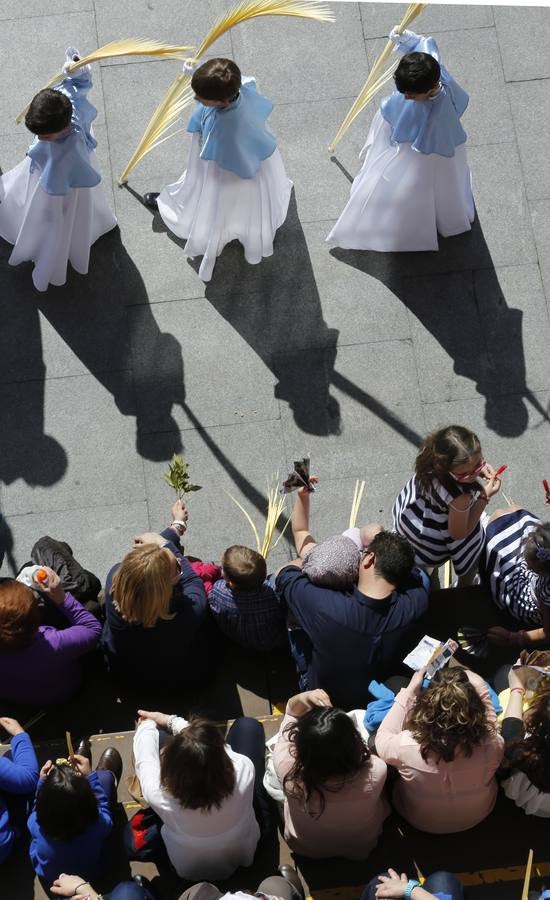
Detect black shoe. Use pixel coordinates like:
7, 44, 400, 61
96, 747, 123, 788
278, 865, 305, 900
143, 191, 160, 210
75, 737, 92, 765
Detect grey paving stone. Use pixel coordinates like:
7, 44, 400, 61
530, 199, 550, 304
298, 470, 412, 542
100, 58, 190, 185
231, 2, 367, 103
1, 501, 148, 581
494, 6, 550, 82
422, 393, 550, 513
270, 97, 368, 224
402, 270, 486, 404
109, 177, 208, 304
0, 1, 92, 19
0, 11, 105, 136
507, 80, 550, 202
94, 0, 231, 64
364, 27, 515, 148
0, 372, 144, 516
128, 296, 280, 434
359, 3, 493, 40
140, 420, 288, 562
280, 340, 425, 480
301, 220, 412, 346
474, 264, 550, 397
402, 263, 550, 411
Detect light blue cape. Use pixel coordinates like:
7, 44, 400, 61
187, 77, 277, 179
380, 33, 469, 158
27, 67, 100, 195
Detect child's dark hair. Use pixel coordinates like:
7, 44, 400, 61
222, 545, 266, 591
415, 425, 481, 495
25, 89, 72, 136
524, 523, 550, 576
367, 531, 414, 588
36, 763, 99, 841
394, 51, 441, 95
191, 58, 242, 102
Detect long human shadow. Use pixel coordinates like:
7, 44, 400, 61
32, 227, 186, 461
331, 214, 548, 438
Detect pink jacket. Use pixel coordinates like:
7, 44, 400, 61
375, 670, 504, 833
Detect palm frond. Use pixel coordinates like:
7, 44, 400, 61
15, 38, 194, 124
119, 0, 333, 182
225, 490, 261, 552
260, 480, 289, 559
119, 74, 194, 183
349, 479, 365, 529
196, 0, 334, 57
329, 3, 427, 152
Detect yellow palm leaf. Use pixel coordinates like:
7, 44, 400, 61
118, 0, 334, 183
15, 38, 195, 124
349, 479, 365, 529
329, 3, 427, 152
196, 0, 334, 57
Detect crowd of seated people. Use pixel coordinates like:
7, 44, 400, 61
1, 423, 550, 898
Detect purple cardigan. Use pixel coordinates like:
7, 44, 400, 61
0, 593, 101, 704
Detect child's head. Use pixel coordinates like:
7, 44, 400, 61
524, 523, 550, 576
415, 425, 482, 492
36, 763, 99, 841
394, 51, 441, 100
191, 58, 242, 108
222, 545, 266, 591
302, 536, 360, 590
25, 89, 72, 139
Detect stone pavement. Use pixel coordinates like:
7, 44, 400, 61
1, 1, 550, 587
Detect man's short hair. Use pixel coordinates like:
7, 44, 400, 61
368, 531, 415, 588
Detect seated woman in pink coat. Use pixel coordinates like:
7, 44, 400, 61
375, 666, 504, 833
272, 689, 389, 859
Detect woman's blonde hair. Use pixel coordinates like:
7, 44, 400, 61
407, 667, 492, 763
111, 544, 175, 628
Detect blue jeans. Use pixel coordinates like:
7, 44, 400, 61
109, 883, 155, 900
225, 716, 276, 837
362, 871, 464, 900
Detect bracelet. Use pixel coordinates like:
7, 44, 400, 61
510, 687, 526, 695
404, 880, 421, 900
171, 520, 187, 533
74, 884, 90, 895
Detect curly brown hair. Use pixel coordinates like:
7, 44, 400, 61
507, 680, 550, 792
415, 425, 481, 497
407, 668, 492, 763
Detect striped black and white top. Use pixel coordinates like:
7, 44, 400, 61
481, 508, 550, 627
392, 475, 485, 576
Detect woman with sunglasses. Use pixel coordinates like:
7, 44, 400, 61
393, 425, 501, 584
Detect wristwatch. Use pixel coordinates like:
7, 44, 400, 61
404, 880, 421, 900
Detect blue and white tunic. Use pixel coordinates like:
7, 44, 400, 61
393, 476, 484, 575
327, 31, 474, 252
157, 76, 292, 282
481, 508, 550, 626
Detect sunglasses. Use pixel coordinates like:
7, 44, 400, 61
449, 457, 486, 482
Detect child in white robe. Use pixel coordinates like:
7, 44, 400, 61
327, 29, 474, 252
0, 48, 116, 292
143, 58, 292, 282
